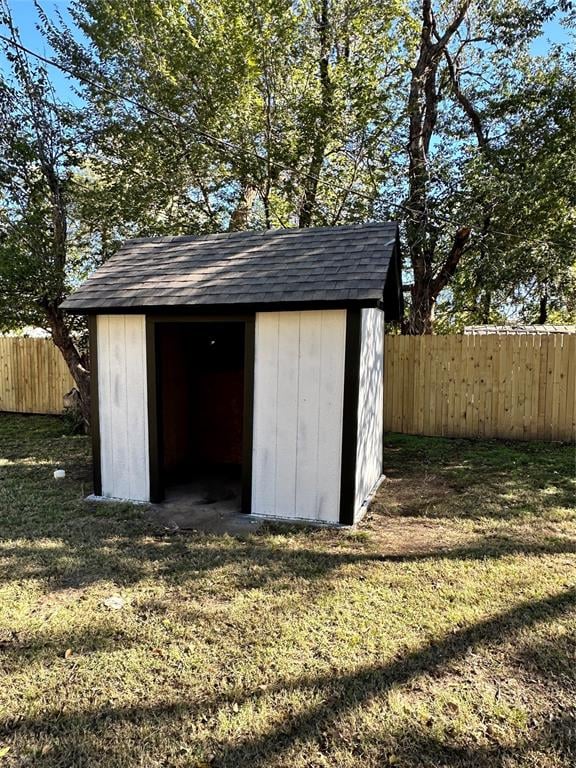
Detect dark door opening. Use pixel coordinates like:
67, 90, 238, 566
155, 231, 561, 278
155, 321, 247, 512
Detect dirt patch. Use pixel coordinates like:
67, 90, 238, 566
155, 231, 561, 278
370, 472, 454, 519
361, 512, 478, 559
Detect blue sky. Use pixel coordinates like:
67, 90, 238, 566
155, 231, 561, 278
532, 17, 573, 55
2, 0, 574, 104
2, 0, 80, 101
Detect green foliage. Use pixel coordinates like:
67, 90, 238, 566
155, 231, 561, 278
0, 14, 89, 331
397, 1, 575, 330
443, 41, 576, 328
42, 0, 413, 232
1, 0, 574, 331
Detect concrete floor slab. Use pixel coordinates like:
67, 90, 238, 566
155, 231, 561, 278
145, 477, 264, 535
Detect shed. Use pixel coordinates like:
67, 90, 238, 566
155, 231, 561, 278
63, 222, 402, 525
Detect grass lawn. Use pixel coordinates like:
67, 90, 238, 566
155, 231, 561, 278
0, 414, 575, 767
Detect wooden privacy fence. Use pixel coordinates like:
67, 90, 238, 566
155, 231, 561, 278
0, 337, 74, 415
384, 334, 575, 441
1, 333, 574, 442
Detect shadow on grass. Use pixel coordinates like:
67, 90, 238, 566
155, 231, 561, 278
380, 434, 575, 521
1, 528, 576, 593
1, 623, 136, 673
3, 587, 575, 767
365, 711, 576, 767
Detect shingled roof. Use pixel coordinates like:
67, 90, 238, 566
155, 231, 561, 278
62, 222, 401, 313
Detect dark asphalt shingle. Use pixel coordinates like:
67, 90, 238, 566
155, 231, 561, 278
62, 222, 399, 311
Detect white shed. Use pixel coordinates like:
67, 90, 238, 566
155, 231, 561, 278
62, 223, 402, 526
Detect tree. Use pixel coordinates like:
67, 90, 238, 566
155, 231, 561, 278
2, 0, 572, 349
447, 44, 576, 328
0, 3, 92, 424
401, 0, 573, 333
403, 0, 473, 334
42, 0, 412, 233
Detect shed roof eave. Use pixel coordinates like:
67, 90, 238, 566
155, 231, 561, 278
62, 296, 385, 316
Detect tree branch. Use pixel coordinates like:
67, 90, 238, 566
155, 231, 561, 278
433, 1, 473, 51
443, 48, 489, 153
430, 225, 472, 299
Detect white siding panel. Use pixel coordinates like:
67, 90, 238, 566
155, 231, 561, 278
316, 311, 346, 522
124, 316, 149, 499
354, 308, 384, 519
98, 316, 114, 498
252, 312, 279, 515
294, 311, 322, 519
97, 314, 149, 501
275, 313, 300, 517
252, 310, 345, 522
109, 316, 129, 498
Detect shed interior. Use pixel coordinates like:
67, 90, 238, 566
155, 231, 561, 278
156, 321, 245, 509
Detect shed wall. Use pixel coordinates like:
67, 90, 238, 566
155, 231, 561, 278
252, 310, 346, 522
97, 314, 149, 501
354, 308, 384, 519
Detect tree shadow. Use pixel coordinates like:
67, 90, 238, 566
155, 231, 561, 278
1, 526, 576, 593
3, 586, 575, 766
365, 711, 576, 768
377, 533, 576, 563
0, 623, 137, 674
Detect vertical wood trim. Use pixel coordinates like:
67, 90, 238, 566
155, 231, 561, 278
446, 335, 456, 437
542, 336, 554, 441
339, 307, 361, 525
146, 317, 162, 503
98, 316, 114, 496
381, 311, 386, 474
88, 315, 102, 496
551, 334, 564, 440
565, 336, 576, 441
384, 336, 394, 431
471, 335, 481, 437
242, 316, 255, 513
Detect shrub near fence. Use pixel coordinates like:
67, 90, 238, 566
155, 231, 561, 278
384, 334, 575, 442
0, 337, 74, 415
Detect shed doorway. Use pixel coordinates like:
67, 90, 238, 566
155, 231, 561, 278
154, 320, 251, 515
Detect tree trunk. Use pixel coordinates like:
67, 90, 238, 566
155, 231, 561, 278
228, 183, 258, 232
44, 303, 91, 427
480, 290, 492, 324
408, 226, 472, 334
298, 0, 333, 228
538, 291, 548, 324
404, 0, 473, 334
408, 288, 435, 335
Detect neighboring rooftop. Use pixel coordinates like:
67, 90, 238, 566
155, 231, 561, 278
61, 222, 400, 313
464, 325, 576, 335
